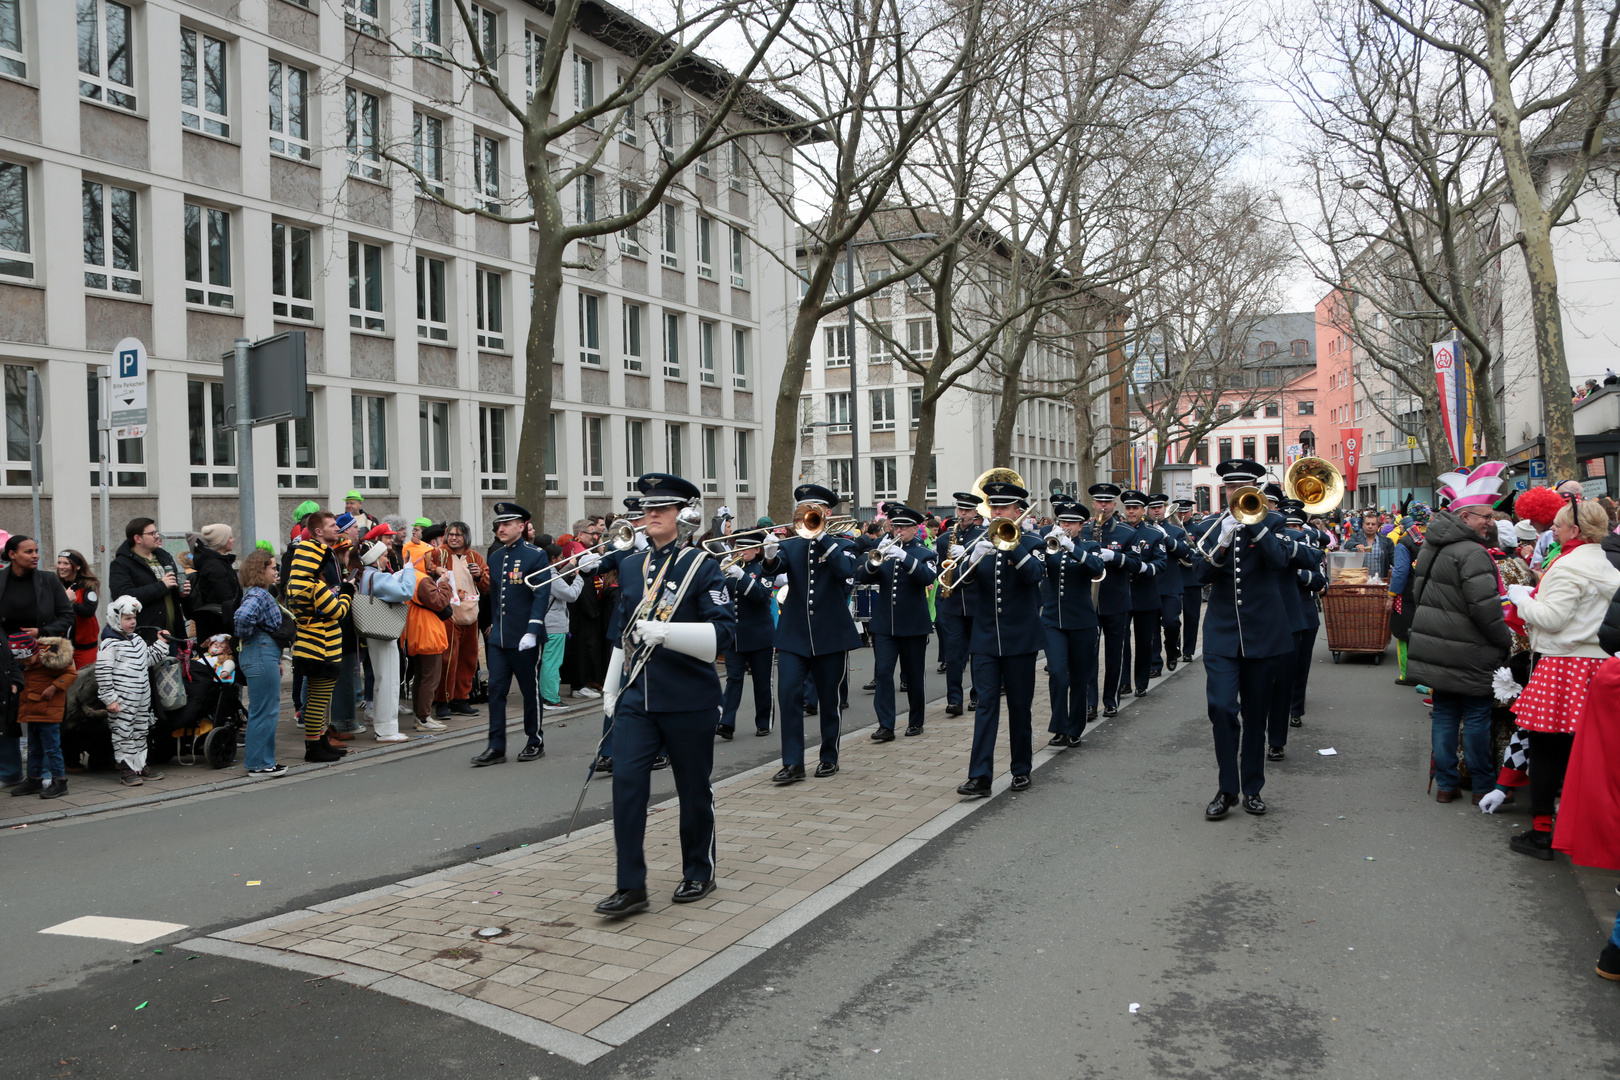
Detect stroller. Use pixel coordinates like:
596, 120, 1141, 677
148, 639, 246, 769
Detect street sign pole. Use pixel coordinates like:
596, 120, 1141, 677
98, 365, 111, 586
26, 368, 41, 545
233, 338, 256, 549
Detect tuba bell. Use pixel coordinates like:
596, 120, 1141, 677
1284, 456, 1345, 515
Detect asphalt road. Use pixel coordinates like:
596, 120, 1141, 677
5, 638, 1619, 1080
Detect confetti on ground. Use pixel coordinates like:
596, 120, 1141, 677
1318, 748, 1338, 756
1129, 1003, 1141, 1014
245, 881, 261, 886
135, 1002, 147, 1011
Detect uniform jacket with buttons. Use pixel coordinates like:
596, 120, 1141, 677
1081, 514, 1142, 616
1283, 528, 1326, 630
1155, 519, 1194, 598
1041, 537, 1105, 631
598, 545, 639, 645
855, 537, 937, 637
763, 535, 862, 656
965, 533, 1047, 656
935, 521, 985, 618
1126, 519, 1169, 612
615, 540, 736, 711
1192, 510, 1295, 658
487, 539, 551, 650
726, 557, 777, 648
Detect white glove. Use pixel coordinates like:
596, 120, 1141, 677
876, 536, 897, 554
518, 632, 538, 651
763, 539, 779, 561
724, 562, 745, 580
1477, 789, 1507, 814
883, 543, 905, 561
1097, 548, 1116, 564
603, 647, 624, 718
1505, 583, 1533, 607
577, 551, 602, 573
634, 620, 671, 648
949, 544, 966, 561
1056, 533, 1075, 552
1218, 516, 1241, 546
633, 532, 649, 551
773, 573, 789, 587
970, 539, 995, 562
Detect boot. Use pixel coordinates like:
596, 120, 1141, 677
305, 739, 343, 763
433, 702, 452, 720
39, 778, 68, 799
9, 777, 43, 796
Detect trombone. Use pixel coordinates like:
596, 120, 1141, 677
1193, 485, 1268, 560
523, 519, 643, 587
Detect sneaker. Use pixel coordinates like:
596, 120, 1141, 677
543, 698, 564, 708
363, 702, 376, 722
117, 766, 144, 787
573, 687, 603, 699
1509, 828, 1555, 861
1414, 685, 1431, 694
40, 778, 68, 799
414, 717, 448, 732
247, 765, 289, 779
138, 766, 165, 781
374, 733, 410, 743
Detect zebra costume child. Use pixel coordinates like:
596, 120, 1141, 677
97, 596, 165, 776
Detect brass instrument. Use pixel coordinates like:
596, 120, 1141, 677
1284, 456, 1345, 515
1045, 532, 1067, 555
524, 518, 643, 587
937, 467, 1017, 597
1228, 485, 1268, 525
951, 467, 1037, 588
936, 518, 965, 597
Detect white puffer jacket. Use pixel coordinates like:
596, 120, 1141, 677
1515, 541, 1620, 658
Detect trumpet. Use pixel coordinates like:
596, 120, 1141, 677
1045, 532, 1068, 555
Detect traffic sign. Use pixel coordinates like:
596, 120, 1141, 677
1406, 435, 1418, 449
1528, 459, 1547, 479
110, 337, 148, 439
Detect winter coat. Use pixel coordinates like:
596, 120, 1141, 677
1553, 655, 1620, 869
64, 580, 100, 667
544, 569, 584, 635
1513, 541, 1620, 659
66, 665, 108, 723
404, 571, 453, 656
96, 623, 162, 714
18, 636, 75, 724
1602, 531, 1620, 573
108, 540, 190, 635
189, 542, 242, 640
0, 564, 74, 638
1406, 510, 1513, 698
287, 538, 351, 669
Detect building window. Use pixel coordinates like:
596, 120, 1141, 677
345, 0, 381, 37
0, 161, 31, 280
523, 29, 546, 103
413, 112, 445, 195
1239, 405, 1255, 419
734, 429, 750, 494
1292, 339, 1309, 358
700, 426, 719, 493
868, 322, 893, 362
906, 318, 933, 360
0, 366, 29, 485
695, 215, 714, 278
0, 0, 25, 79
410, 0, 443, 57
474, 134, 501, 211
582, 415, 605, 492
1216, 403, 1232, 420
910, 386, 922, 428
624, 418, 645, 487
187, 380, 236, 488
1298, 399, 1315, 415
729, 141, 746, 191
731, 327, 748, 388
346, 87, 382, 180
351, 393, 389, 489
469, 4, 499, 68
1196, 485, 1211, 512
825, 391, 850, 433
623, 301, 644, 371
663, 311, 681, 377
578, 292, 602, 365
657, 95, 678, 153
476, 269, 503, 348
1195, 440, 1208, 466
616, 73, 638, 144
419, 399, 452, 489
416, 254, 448, 340
1225, 374, 1245, 388
184, 204, 233, 309
698, 320, 717, 384
927, 455, 938, 501
82, 180, 139, 294
269, 60, 312, 160
872, 457, 897, 500
276, 391, 317, 488
180, 27, 230, 137
659, 202, 680, 268
824, 325, 849, 367
664, 422, 684, 474
1266, 434, 1281, 463
86, 374, 145, 487
572, 52, 595, 120
348, 239, 384, 331
1241, 436, 1256, 460
271, 221, 313, 320
479, 405, 508, 491
728, 225, 746, 288
78, 0, 136, 111
828, 457, 853, 497
1264, 400, 1279, 418
1218, 437, 1232, 461
870, 388, 895, 431
574, 172, 596, 225
618, 187, 642, 256
1259, 368, 1278, 386
1258, 341, 1277, 359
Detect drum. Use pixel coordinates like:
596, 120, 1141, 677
853, 583, 879, 621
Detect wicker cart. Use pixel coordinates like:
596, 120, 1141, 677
1321, 583, 1392, 663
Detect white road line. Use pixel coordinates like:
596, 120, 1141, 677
40, 916, 188, 944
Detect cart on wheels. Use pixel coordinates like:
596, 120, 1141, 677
1321, 583, 1392, 664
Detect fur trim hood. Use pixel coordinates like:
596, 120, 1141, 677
36, 635, 73, 670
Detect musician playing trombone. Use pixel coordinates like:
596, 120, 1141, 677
593, 473, 736, 919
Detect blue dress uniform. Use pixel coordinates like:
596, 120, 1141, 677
765, 484, 863, 782
597, 473, 736, 916
1121, 490, 1169, 696
719, 549, 775, 736
936, 492, 985, 715
478, 503, 551, 762
587, 501, 648, 767
1194, 460, 1296, 818
1081, 484, 1142, 714
1147, 494, 1192, 673
854, 504, 938, 738
1176, 501, 1205, 657
1282, 502, 1326, 727
1259, 488, 1318, 755
957, 481, 1047, 797
1041, 500, 1105, 745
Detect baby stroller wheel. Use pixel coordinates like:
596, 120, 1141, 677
204, 725, 238, 769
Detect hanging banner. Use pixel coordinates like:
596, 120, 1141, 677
1432, 340, 1474, 468
1340, 427, 1363, 494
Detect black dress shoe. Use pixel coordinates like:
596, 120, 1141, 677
594, 888, 650, 917
1103, 705, 1118, 718
449, 700, 480, 715
471, 749, 506, 767
1167, 658, 1178, 672
671, 878, 716, 904
1242, 794, 1268, 815
899, 681, 908, 692
39, 778, 67, 799
755, 725, 771, 736
956, 776, 991, 798
905, 724, 924, 736
1065, 734, 1084, 747
1134, 688, 1149, 698
1048, 733, 1069, 747
1288, 715, 1303, 728
814, 761, 839, 778
804, 703, 818, 715
944, 703, 963, 717
870, 726, 895, 742
1149, 668, 1162, 679
772, 765, 806, 784
516, 742, 545, 762
936, 662, 947, 673
9, 777, 43, 796
1087, 707, 1098, 721
862, 679, 877, 691
1205, 792, 1238, 820
592, 755, 613, 775
1009, 774, 1031, 792
1266, 745, 1285, 761
651, 754, 670, 771
716, 725, 735, 740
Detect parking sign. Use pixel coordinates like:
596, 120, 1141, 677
110, 337, 148, 439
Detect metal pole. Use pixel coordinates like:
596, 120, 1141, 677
98, 366, 112, 586
26, 369, 40, 545
845, 241, 861, 515
233, 338, 256, 548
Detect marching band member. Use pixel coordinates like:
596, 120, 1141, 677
1259, 483, 1318, 762
1279, 499, 1326, 741
1082, 483, 1140, 718
584, 495, 651, 775
1122, 489, 1168, 698
474, 502, 551, 767
1042, 499, 1105, 747
594, 473, 735, 918
1175, 499, 1206, 659
717, 538, 775, 738
855, 503, 938, 740
1147, 493, 1193, 674
936, 492, 985, 716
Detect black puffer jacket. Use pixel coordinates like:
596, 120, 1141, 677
109, 540, 190, 636
189, 542, 241, 640
1601, 531, 1620, 573
1406, 510, 1513, 697
1597, 584, 1620, 656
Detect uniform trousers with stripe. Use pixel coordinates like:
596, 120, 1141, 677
720, 647, 774, 732
937, 611, 974, 707
1155, 594, 1182, 670
485, 643, 541, 754
969, 652, 1036, 780
1044, 626, 1098, 740
777, 650, 846, 767
1132, 609, 1161, 692
1182, 589, 1203, 657
1205, 651, 1289, 797
872, 633, 928, 731
1098, 612, 1131, 709
1265, 630, 1304, 748
1290, 625, 1318, 718
610, 691, 716, 891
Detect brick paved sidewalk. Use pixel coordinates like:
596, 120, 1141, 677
185, 680, 1103, 1062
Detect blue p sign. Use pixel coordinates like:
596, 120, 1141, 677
118, 349, 139, 379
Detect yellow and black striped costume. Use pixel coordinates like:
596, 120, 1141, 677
287, 538, 350, 665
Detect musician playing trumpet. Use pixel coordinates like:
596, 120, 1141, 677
854, 503, 938, 741
1041, 499, 1106, 749
716, 537, 775, 739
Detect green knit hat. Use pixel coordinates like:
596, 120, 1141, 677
293, 500, 320, 520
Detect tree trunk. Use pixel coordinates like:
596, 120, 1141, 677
515, 237, 565, 528
767, 308, 823, 522
907, 376, 940, 509
1521, 237, 1578, 479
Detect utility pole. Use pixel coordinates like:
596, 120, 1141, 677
233, 338, 257, 547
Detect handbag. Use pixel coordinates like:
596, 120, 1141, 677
351, 592, 407, 641
153, 651, 188, 711
450, 555, 480, 627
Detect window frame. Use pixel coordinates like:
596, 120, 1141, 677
824, 324, 849, 367
348, 237, 385, 332
473, 132, 501, 211
700, 425, 719, 494
0, 364, 33, 487
419, 398, 453, 490
728, 225, 746, 287
664, 421, 683, 475
413, 110, 445, 195
87, 371, 147, 488
728, 141, 746, 192
180, 26, 230, 138
618, 186, 642, 256
187, 378, 237, 489
416, 253, 449, 341
346, 86, 382, 181
271, 220, 314, 321
344, 0, 382, 37
77, 0, 136, 112
545, 411, 559, 491
478, 404, 509, 492
659, 202, 680, 268
410, 0, 444, 58
476, 267, 504, 349
82, 178, 140, 295
275, 390, 318, 490
662, 311, 681, 378
909, 386, 922, 429
0, 159, 32, 281
0, 0, 26, 80
616, 72, 638, 144
351, 392, 390, 490
731, 327, 748, 388
572, 52, 595, 124
733, 428, 750, 494
623, 301, 644, 371
869, 387, 896, 432
695, 214, 713, 278
184, 202, 234, 310
523, 28, 546, 104
624, 417, 645, 488
906, 318, 933, 360
698, 320, 716, 384
575, 172, 596, 225
581, 414, 606, 493
1265, 434, 1281, 464
872, 456, 898, 501
268, 58, 312, 160
825, 391, 850, 433
578, 291, 602, 365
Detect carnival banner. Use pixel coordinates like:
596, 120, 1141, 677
1340, 427, 1363, 493
1432, 340, 1474, 467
